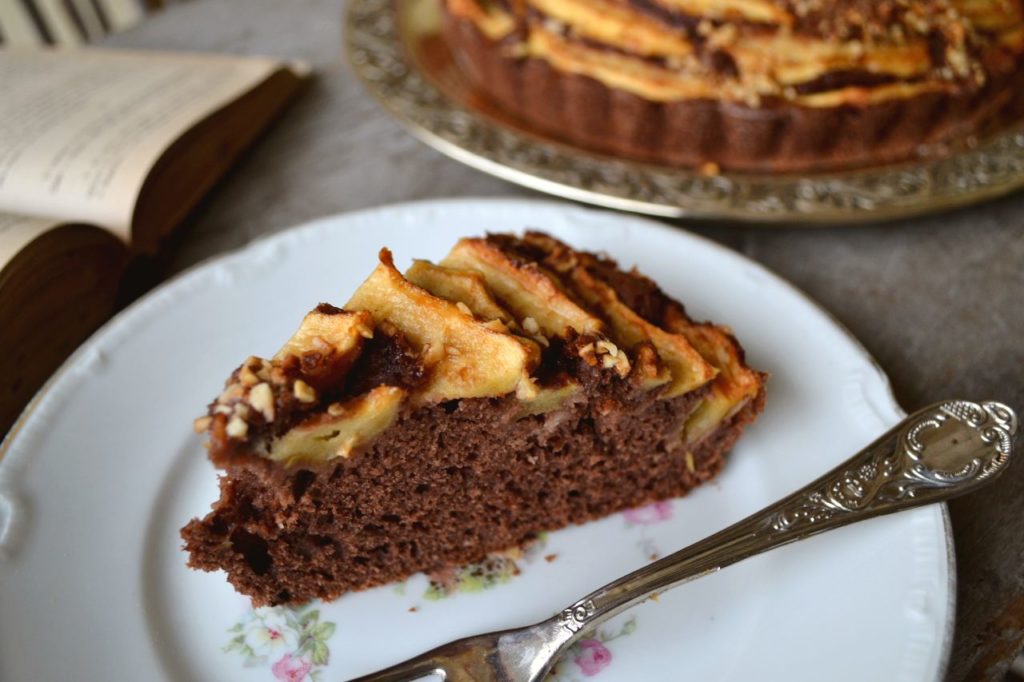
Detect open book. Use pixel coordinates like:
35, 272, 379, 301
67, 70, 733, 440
0, 48, 308, 435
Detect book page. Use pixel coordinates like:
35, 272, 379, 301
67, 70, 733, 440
0, 213, 65, 266
0, 48, 292, 242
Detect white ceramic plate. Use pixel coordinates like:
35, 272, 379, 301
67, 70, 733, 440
0, 199, 952, 681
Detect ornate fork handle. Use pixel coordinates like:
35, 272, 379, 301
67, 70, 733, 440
555, 400, 1017, 642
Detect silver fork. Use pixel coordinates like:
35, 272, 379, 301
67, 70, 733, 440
349, 399, 1017, 682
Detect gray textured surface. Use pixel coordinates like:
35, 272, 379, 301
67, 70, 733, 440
104, 1, 1024, 678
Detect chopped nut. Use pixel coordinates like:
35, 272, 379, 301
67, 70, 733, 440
217, 383, 244, 404
327, 402, 346, 417
515, 378, 540, 401
522, 317, 540, 335
239, 364, 260, 387
192, 416, 212, 433
293, 379, 317, 403
357, 322, 374, 339
596, 340, 619, 357
249, 382, 276, 422
632, 344, 663, 380
685, 452, 696, 473
234, 403, 251, 419
213, 404, 233, 415
455, 301, 473, 316
483, 319, 510, 334
270, 366, 288, 385
226, 415, 249, 439
592, 339, 631, 377
547, 250, 577, 273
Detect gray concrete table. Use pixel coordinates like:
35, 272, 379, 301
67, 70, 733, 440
105, 1, 1024, 678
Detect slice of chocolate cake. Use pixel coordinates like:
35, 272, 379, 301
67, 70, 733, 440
182, 232, 765, 606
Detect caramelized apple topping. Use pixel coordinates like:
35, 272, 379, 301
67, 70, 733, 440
267, 386, 406, 465
274, 305, 374, 391
662, 306, 764, 444
517, 380, 583, 417
346, 249, 538, 402
196, 232, 762, 465
406, 260, 514, 324
632, 342, 672, 391
442, 238, 604, 339
532, 229, 760, 439
517, 232, 716, 397
198, 307, 374, 446
566, 265, 714, 396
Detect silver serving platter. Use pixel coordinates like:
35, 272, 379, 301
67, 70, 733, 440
345, 0, 1024, 224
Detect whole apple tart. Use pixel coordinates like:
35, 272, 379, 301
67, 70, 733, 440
441, 0, 1024, 171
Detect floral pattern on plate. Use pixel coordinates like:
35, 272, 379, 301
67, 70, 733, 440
423, 534, 548, 600
225, 535, 553, 678
225, 602, 638, 681
225, 603, 335, 681
549, 616, 638, 680
624, 501, 674, 560
623, 501, 674, 527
